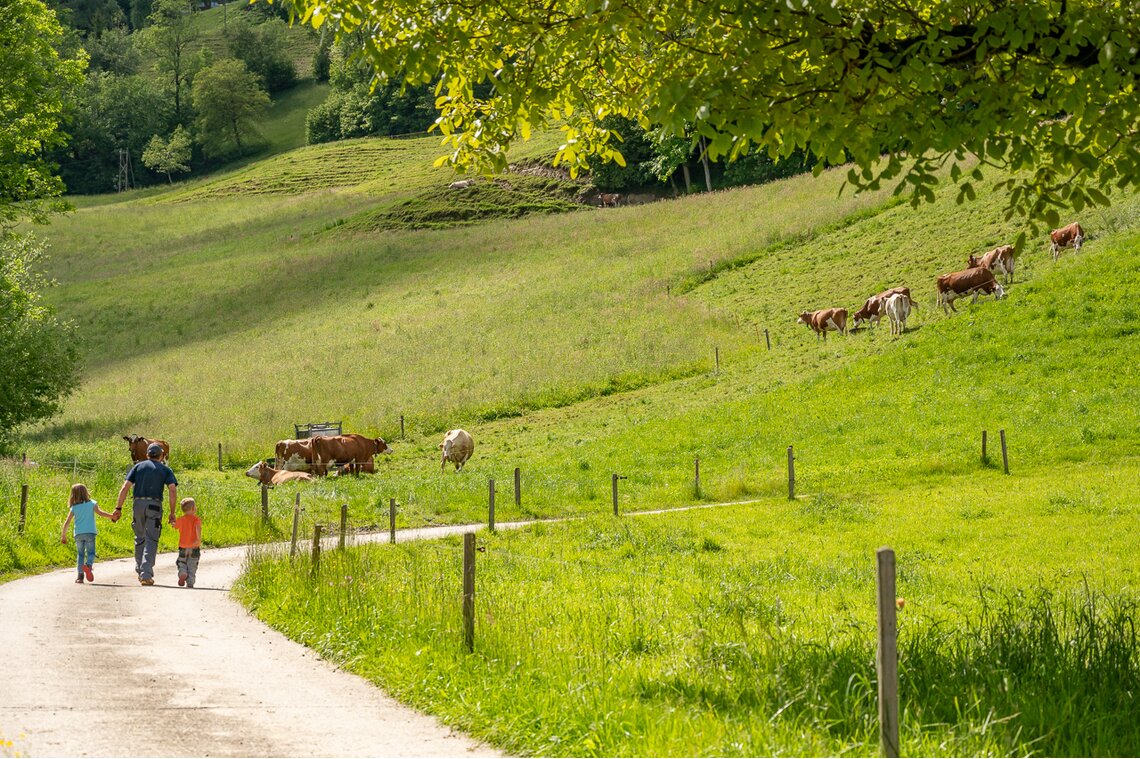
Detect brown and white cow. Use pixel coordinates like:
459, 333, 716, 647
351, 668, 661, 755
851, 286, 917, 330
796, 308, 848, 342
967, 245, 1016, 284
123, 434, 169, 463
311, 434, 391, 475
885, 292, 911, 335
1050, 222, 1084, 261
936, 267, 1006, 313
599, 193, 621, 207
274, 439, 315, 472
439, 429, 475, 473
245, 461, 314, 486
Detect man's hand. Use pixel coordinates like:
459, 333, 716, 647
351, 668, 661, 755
60, 536, 67, 545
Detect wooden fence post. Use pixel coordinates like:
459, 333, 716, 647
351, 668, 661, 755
311, 525, 322, 578
217, 443, 223, 472
981, 430, 988, 463
876, 547, 900, 758
694, 457, 701, 499
463, 533, 476, 653
715, 346, 720, 373
18, 484, 29, 534
339, 503, 348, 550
612, 474, 626, 515
787, 446, 796, 500
400, 415, 405, 439
389, 498, 397, 544
765, 328, 771, 351
1000, 429, 1010, 474
260, 484, 268, 524
514, 467, 521, 507
289, 494, 300, 559
488, 479, 496, 531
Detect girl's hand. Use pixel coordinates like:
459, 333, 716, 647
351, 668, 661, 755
60, 536, 67, 545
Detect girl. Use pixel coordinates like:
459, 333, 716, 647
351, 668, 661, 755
60, 484, 114, 584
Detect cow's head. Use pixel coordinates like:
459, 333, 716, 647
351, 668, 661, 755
373, 437, 392, 455
967, 254, 981, 268
993, 283, 1007, 300
245, 461, 267, 480
123, 434, 141, 444
796, 312, 812, 325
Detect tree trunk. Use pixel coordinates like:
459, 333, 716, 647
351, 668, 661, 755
699, 136, 713, 192
232, 117, 242, 152
681, 163, 692, 193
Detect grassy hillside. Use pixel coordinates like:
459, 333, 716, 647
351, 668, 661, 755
9, 134, 1140, 753
31, 135, 896, 463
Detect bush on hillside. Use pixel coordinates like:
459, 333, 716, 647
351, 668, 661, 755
722, 149, 816, 187
585, 116, 658, 192
228, 19, 297, 94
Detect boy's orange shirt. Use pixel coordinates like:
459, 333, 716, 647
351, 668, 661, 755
173, 513, 202, 548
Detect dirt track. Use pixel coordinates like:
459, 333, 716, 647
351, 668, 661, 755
0, 533, 500, 757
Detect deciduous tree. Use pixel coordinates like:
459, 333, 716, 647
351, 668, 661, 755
142, 125, 192, 182
137, 0, 198, 123
284, 0, 1140, 223
1, 0, 87, 225
192, 58, 269, 157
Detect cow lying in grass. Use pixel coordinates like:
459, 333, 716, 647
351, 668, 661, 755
245, 461, 314, 486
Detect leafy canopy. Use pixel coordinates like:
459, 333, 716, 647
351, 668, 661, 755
0, 0, 87, 225
0, 233, 81, 448
282, 0, 1140, 223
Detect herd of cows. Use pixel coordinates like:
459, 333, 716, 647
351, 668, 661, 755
124, 430, 478, 487
117, 222, 1088, 479
796, 221, 1085, 341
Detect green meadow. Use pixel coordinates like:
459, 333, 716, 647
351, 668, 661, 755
5, 128, 1140, 754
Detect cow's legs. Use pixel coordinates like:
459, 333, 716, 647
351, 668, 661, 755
1075, 234, 1083, 252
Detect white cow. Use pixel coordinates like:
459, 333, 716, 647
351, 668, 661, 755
885, 292, 911, 335
439, 429, 474, 472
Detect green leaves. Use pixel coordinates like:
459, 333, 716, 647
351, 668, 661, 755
282, 0, 1140, 221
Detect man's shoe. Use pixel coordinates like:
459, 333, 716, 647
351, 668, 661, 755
83, 565, 94, 582
139, 577, 155, 586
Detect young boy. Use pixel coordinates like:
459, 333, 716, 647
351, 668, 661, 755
172, 497, 202, 588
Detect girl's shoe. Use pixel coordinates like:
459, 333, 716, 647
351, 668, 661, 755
83, 565, 94, 582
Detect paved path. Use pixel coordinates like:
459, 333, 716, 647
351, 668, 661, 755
0, 523, 507, 757
0, 504, 751, 756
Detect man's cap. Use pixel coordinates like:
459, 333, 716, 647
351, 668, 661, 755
146, 443, 164, 457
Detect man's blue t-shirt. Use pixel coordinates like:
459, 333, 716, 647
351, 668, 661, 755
126, 460, 177, 500
71, 500, 98, 535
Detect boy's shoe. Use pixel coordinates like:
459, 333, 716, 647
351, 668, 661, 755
186, 581, 194, 588
83, 565, 94, 582
178, 573, 186, 587
139, 577, 155, 586
75, 577, 84, 584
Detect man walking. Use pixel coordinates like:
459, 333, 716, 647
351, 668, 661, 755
114, 442, 178, 585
